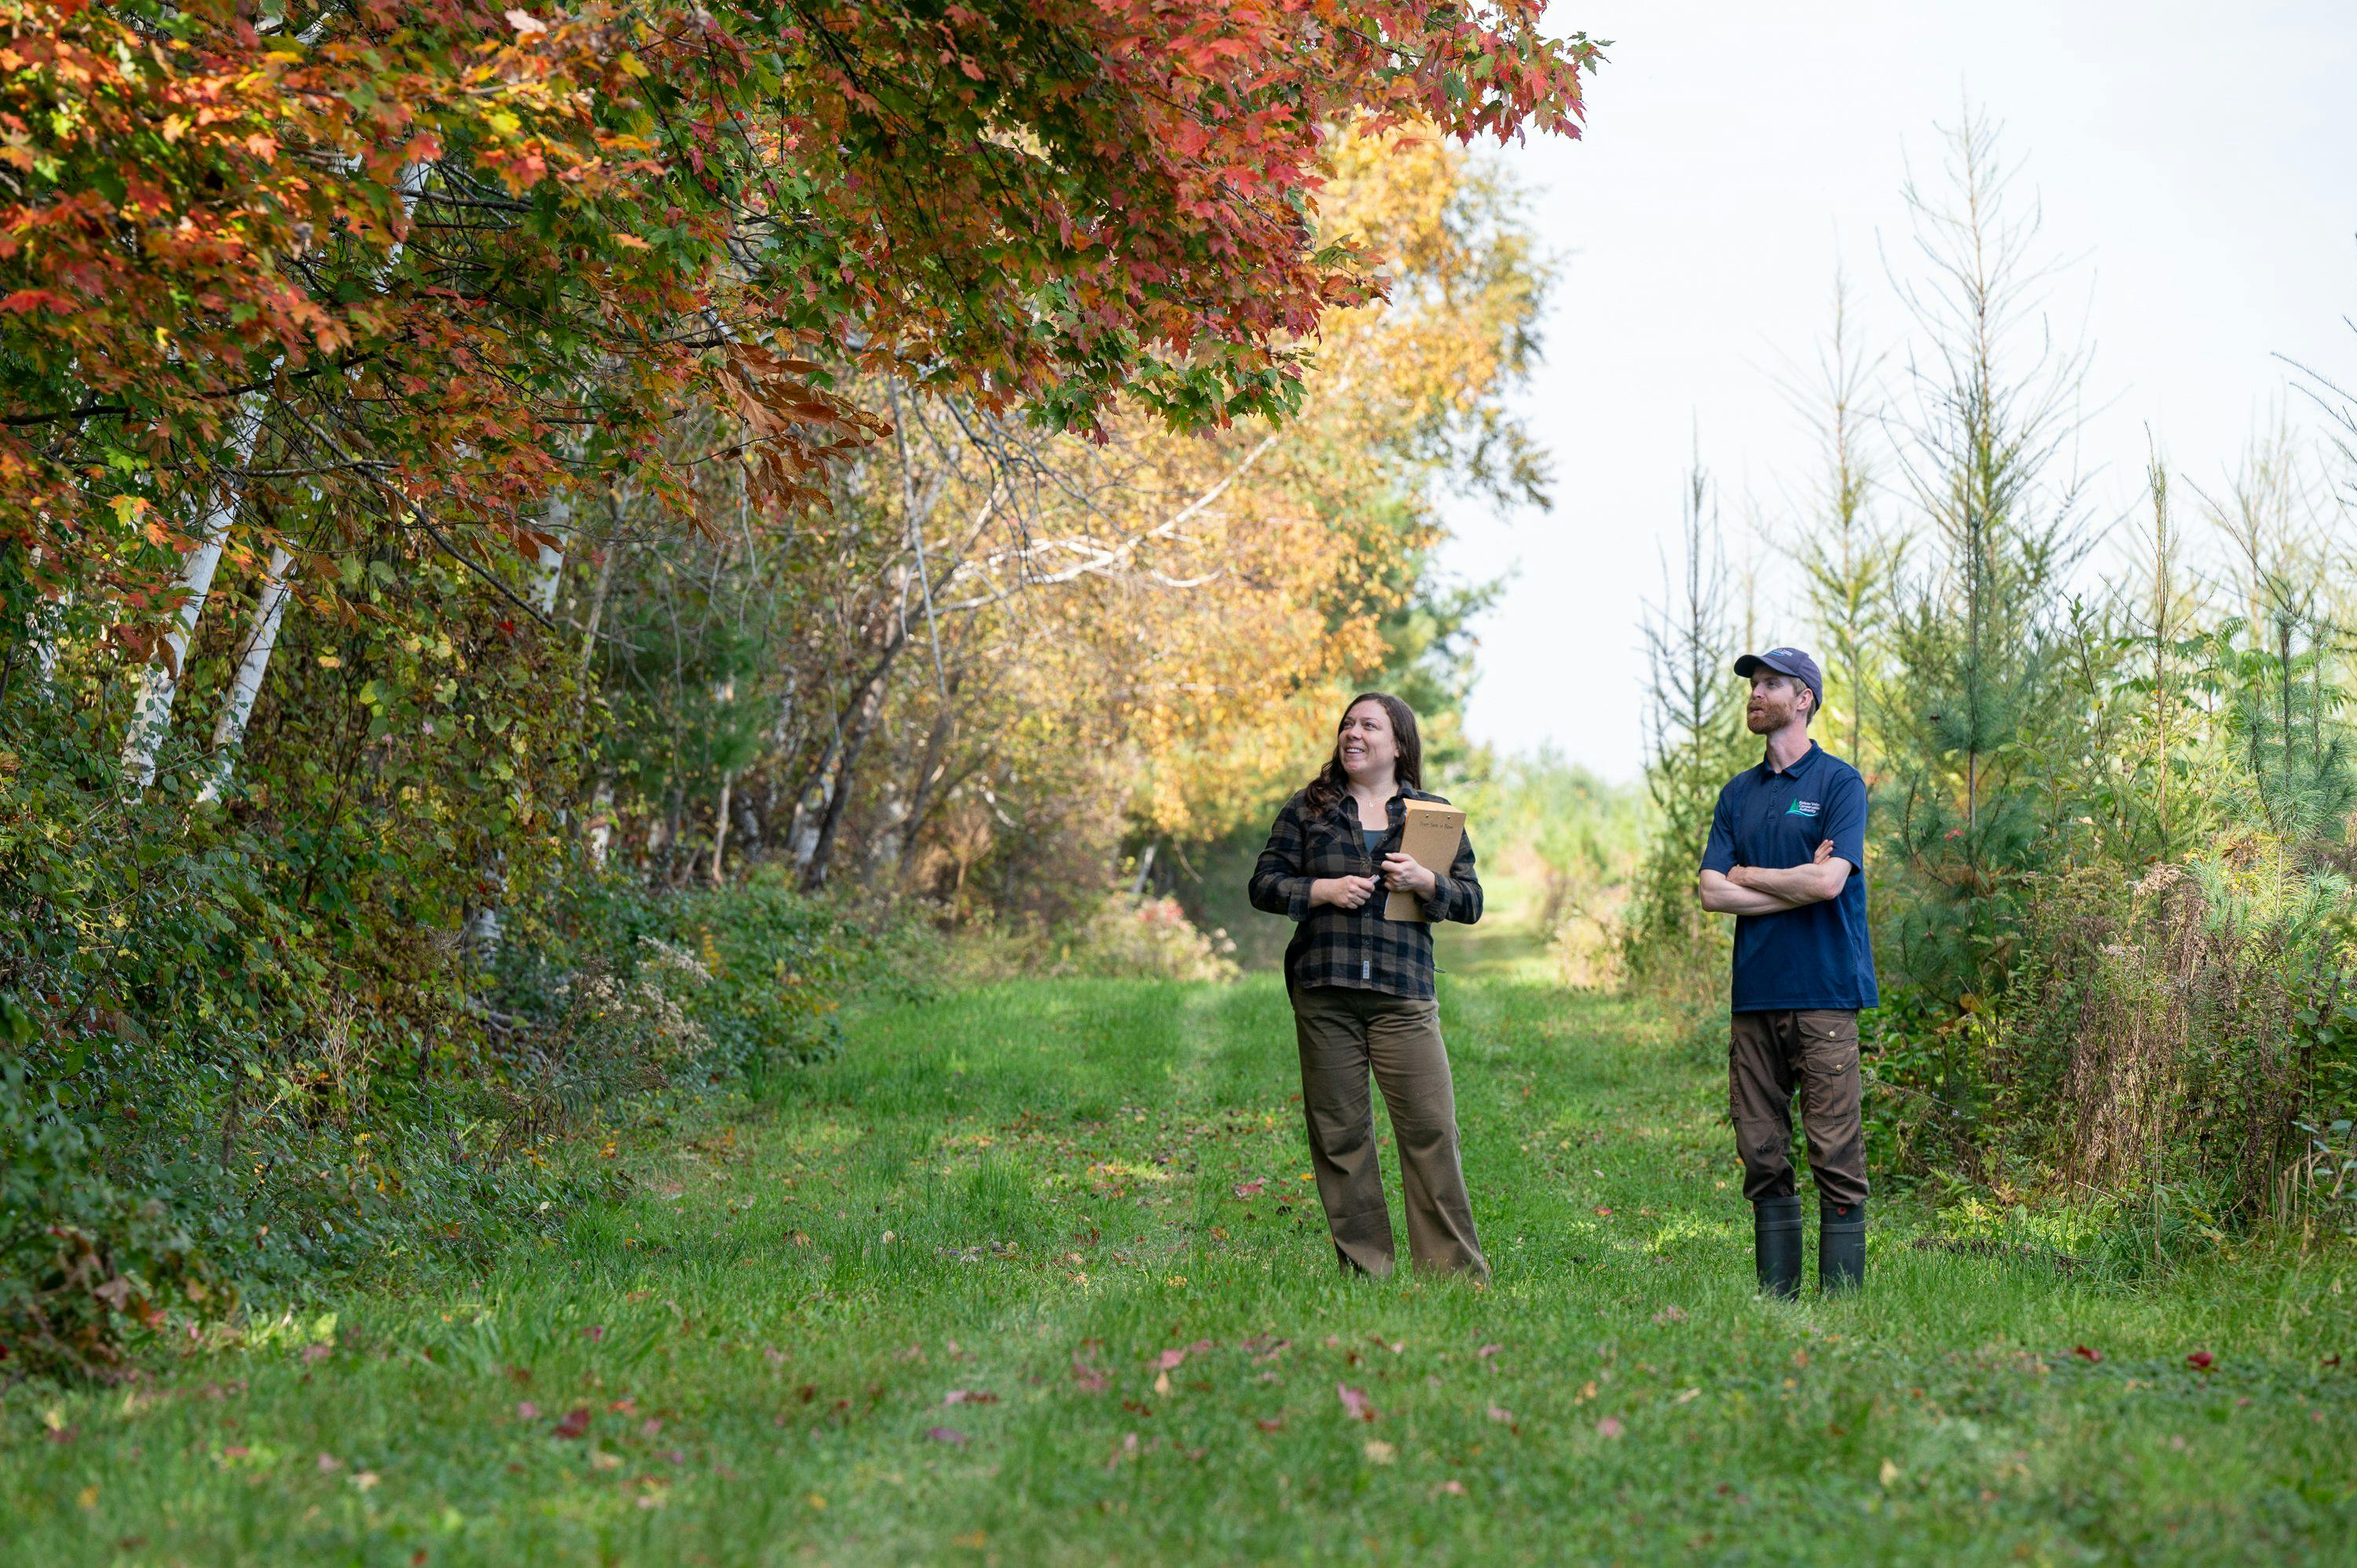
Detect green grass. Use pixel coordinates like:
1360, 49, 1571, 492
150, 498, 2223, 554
5, 975, 2354, 1564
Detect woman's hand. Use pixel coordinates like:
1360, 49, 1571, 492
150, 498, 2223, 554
1311, 874, 1378, 910
1380, 852, 1438, 899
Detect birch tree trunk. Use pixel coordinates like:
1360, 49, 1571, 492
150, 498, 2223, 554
120, 402, 266, 786
194, 543, 296, 803
709, 771, 734, 886
585, 779, 616, 868
532, 469, 577, 616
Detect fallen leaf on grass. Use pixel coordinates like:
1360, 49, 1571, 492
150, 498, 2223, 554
1256, 1417, 1284, 1432
2187, 1350, 2216, 1372
553, 1407, 592, 1440
1337, 1383, 1378, 1422
351, 1471, 380, 1491
1153, 1372, 1171, 1395
1673, 1387, 1701, 1405
1879, 1457, 1901, 1488
1433, 1479, 1467, 1497
515, 1401, 539, 1420
1233, 1180, 1266, 1200
591, 1450, 622, 1471
2073, 1345, 2102, 1363
1486, 1405, 1514, 1425
1476, 1343, 1503, 1360
1070, 1350, 1109, 1393
582, 1325, 605, 1343
1363, 1439, 1395, 1464
1595, 1416, 1624, 1439
1157, 1348, 1188, 1371
316, 1454, 343, 1473
926, 1426, 969, 1445
1593, 1207, 1614, 1217
953, 1531, 987, 1550
944, 1390, 998, 1406
1652, 1305, 1688, 1324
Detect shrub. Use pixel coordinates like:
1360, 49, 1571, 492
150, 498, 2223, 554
1054, 894, 1241, 983
0, 1066, 232, 1381
1873, 844, 2357, 1230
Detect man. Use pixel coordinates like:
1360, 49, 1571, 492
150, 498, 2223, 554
1696, 647, 1878, 1298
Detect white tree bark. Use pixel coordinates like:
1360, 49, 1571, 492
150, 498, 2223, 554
193, 543, 296, 803
585, 779, 616, 869
23, 569, 66, 698
709, 771, 734, 886
119, 402, 265, 786
531, 483, 571, 616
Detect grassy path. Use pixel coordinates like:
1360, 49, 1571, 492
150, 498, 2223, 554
5, 975, 2355, 1563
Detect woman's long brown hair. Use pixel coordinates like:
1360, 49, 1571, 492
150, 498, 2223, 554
1301, 691, 1423, 815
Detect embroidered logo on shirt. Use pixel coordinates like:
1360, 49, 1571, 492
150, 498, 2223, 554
1787, 799, 1822, 817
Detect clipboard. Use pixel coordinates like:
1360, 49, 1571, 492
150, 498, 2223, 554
1384, 802, 1466, 921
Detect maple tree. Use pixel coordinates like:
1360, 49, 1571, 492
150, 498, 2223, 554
3, 0, 1596, 641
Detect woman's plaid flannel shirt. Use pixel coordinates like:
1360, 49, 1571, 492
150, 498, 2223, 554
1248, 786, 1482, 1000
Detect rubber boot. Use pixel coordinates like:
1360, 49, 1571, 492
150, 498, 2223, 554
1753, 1195, 1803, 1300
1820, 1198, 1866, 1294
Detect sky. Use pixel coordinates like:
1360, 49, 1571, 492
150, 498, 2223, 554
1435, 0, 2357, 779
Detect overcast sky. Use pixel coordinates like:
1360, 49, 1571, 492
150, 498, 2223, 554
1435, 0, 2357, 779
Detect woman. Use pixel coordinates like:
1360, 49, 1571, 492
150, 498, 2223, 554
1248, 692, 1486, 1278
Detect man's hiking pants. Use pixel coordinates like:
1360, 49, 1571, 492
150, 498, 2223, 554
1728, 1009, 1869, 1209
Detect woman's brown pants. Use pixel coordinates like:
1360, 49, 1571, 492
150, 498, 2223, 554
1289, 985, 1488, 1277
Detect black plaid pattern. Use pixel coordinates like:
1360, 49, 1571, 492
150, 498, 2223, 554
1248, 786, 1482, 999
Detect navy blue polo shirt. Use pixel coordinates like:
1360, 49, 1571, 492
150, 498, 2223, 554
1699, 742, 1879, 1013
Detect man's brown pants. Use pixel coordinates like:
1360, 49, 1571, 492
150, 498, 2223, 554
1729, 1009, 1869, 1208
1290, 986, 1488, 1277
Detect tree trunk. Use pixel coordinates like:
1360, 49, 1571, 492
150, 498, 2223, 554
895, 698, 960, 879
801, 655, 895, 892
120, 402, 266, 786
194, 544, 296, 803
533, 482, 573, 617
710, 771, 734, 887
585, 778, 616, 869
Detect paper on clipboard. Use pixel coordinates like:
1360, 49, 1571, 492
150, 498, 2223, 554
1384, 802, 1466, 921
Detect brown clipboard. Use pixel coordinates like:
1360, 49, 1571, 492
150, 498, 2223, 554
1384, 801, 1465, 921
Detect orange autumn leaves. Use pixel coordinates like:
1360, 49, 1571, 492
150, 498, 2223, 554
903, 128, 1552, 847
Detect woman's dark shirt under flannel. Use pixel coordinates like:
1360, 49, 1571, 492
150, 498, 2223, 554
1249, 786, 1482, 1000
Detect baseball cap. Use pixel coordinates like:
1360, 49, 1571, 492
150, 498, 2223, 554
1733, 647, 1824, 713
